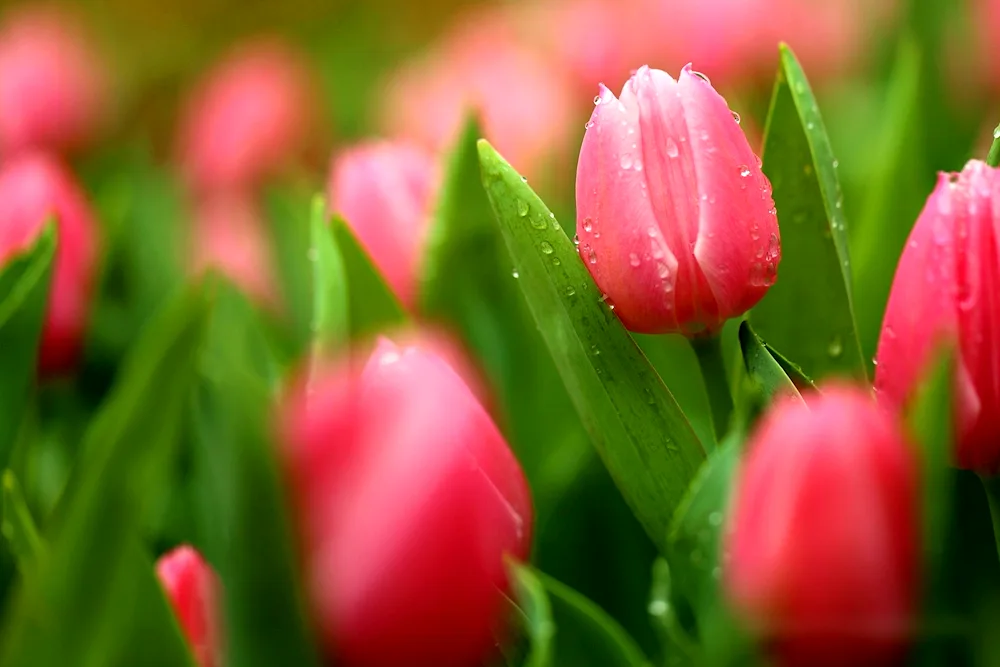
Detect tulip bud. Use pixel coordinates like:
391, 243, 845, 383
0, 7, 107, 156
724, 385, 919, 665
875, 160, 1000, 474
327, 142, 440, 308
155, 545, 223, 667
279, 335, 532, 666
189, 193, 279, 309
176, 39, 314, 193
0, 152, 98, 375
575, 65, 780, 336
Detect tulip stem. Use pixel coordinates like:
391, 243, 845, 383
691, 335, 734, 446
988, 123, 1000, 167
981, 476, 1000, 559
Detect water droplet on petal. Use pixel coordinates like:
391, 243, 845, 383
594, 95, 602, 105
620, 153, 634, 169
739, 165, 751, 178
629, 252, 641, 267
583, 217, 593, 232
691, 70, 711, 85
666, 137, 679, 158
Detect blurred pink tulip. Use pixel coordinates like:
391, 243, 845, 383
381, 23, 576, 180
875, 160, 1000, 474
0, 6, 107, 156
0, 152, 98, 375
176, 39, 314, 193
279, 335, 532, 666
189, 193, 279, 309
327, 141, 440, 308
725, 385, 919, 666
575, 65, 779, 336
156, 545, 223, 667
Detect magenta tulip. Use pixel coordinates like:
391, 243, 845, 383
575, 65, 780, 336
176, 39, 314, 193
279, 335, 532, 667
875, 160, 1000, 474
0, 7, 107, 156
725, 385, 919, 666
327, 141, 440, 308
0, 152, 98, 375
156, 545, 223, 667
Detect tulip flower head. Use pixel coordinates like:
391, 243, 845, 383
327, 141, 440, 309
0, 152, 98, 375
725, 385, 920, 666
280, 336, 532, 666
156, 545, 223, 667
875, 160, 1000, 474
177, 39, 314, 193
575, 65, 779, 336
0, 7, 107, 156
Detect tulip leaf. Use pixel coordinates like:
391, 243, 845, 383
635, 335, 715, 450
266, 185, 317, 350
667, 433, 758, 665
648, 558, 699, 666
0, 224, 55, 467
478, 140, 705, 555
754, 44, 866, 383
738, 321, 803, 406
509, 561, 651, 666
309, 196, 349, 354
1, 471, 44, 573
0, 285, 209, 667
330, 215, 407, 340
851, 36, 928, 364
190, 284, 320, 667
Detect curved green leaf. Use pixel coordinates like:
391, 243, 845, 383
478, 140, 705, 554
753, 44, 866, 382
309, 196, 348, 354
1, 471, 44, 573
738, 321, 803, 405
0, 225, 55, 465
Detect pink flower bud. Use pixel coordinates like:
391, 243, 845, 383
380, 26, 575, 180
725, 385, 919, 666
0, 152, 98, 375
176, 39, 314, 193
327, 141, 440, 309
155, 545, 223, 667
875, 160, 1000, 474
0, 7, 107, 156
575, 65, 780, 335
189, 193, 279, 309
279, 336, 532, 666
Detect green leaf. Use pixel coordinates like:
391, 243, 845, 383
330, 216, 406, 339
667, 433, 759, 665
851, 36, 928, 364
266, 185, 317, 350
1, 471, 44, 573
738, 321, 803, 405
0, 225, 55, 464
648, 558, 698, 666
191, 285, 320, 667
309, 196, 348, 354
509, 561, 650, 667
753, 44, 866, 383
0, 285, 209, 667
478, 140, 705, 554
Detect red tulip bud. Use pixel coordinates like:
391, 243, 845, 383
0, 152, 98, 375
156, 545, 223, 667
177, 39, 313, 193
875, 160, 1000, 474
575, 65, 779, 336
0, 7, 107, 156
724, 385, 919, 666
279, 335, 532, 666
327, 142, 440, 308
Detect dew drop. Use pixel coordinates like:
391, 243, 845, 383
516, 199, 529, 217
739, 164, 751, 178
552, 256, 562, 266
994, 126, 1000, 139
691, 70, 711, 85
573, 234, 580, 247
594, 95, 602, 105
827, 336, 843, 358
511, 268, 519, 278
520, 175, 528, 183
620, 153, 634, 169
585, 120, 594, 130
583, 217, 593, 232
629, 252, 641, 267
564, 285, 576, 296
657, 262, 671, 279
530, 216, 547, 230
540, 241, 554, 255
666, 137, 679, 158
732, 111, 741, 124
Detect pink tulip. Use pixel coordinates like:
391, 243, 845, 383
380, 24, 576, 180
0, 7, 107, 156
327, 141, 440, 308
875, 160, 1000, 474
189, 193, 279, 309
156, 545, 223, 667
176, 39, 314, 193
575, 65, 779, 336
725, 385, 919, 666
0, 152, 98, 375
279, 335, 532, 666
